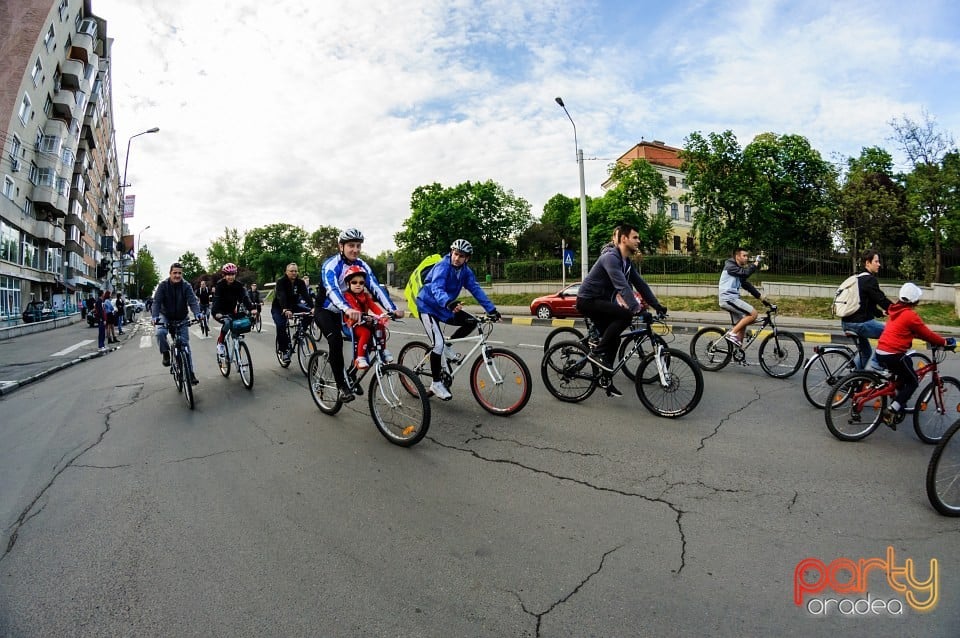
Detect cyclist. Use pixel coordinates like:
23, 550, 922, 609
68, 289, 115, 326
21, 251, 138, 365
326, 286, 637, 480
195, 279, 212, 320
248, 282, 262, 315
719, 247, 767, 348
874, 282, 954, 427
318, 228, 401, 402
271, 263, 313, 364
341, 265, 389, 370
576, 223, 666, 398
212, 263, 257, 357
151, 262, 203, 385
840, 250, 893, 370
416, 239, 500, 401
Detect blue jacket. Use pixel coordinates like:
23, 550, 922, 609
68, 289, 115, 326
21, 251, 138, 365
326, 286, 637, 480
320, 255, 395, 314
416, 254, 495, 322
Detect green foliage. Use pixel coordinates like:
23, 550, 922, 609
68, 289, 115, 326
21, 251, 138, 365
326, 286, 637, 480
594, 159, 671, 253
504, 259, 566, 281
177, 251, 206, 282
836, 147, 910, 258
243, 223, 309, 283
133, 246, 160, 299
206, 227, 244, 273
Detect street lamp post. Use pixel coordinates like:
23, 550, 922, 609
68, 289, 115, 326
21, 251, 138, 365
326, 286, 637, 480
555, 97, 589, 280
118, 127, 159, 292
136, 225, 151, 298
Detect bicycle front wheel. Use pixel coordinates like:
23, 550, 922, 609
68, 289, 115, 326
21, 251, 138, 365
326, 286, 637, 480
470, 348, 532, 416
824, 373, 883, 441
255, 313, 262, 333
759, 332, 804, 378
237, 340, 254, 389
179, 350, 195, 410
802, 349, 856, 408
634, 348, 703, 418
689, 327, 732, 372
913, 376, 960, 444
540, 341, 597, 402
172, 350, 184, 392
543, 326, 584, 352
218, 342, 231, 378
369, 364, 430, 447
926, 418, 960, 516
308, 350, 342, 415
297, 334, 317, 376
397, 341, 432, 397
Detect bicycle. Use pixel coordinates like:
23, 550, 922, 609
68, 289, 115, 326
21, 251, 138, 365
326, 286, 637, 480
276, 311, 317, 375
926, 416, 960, 516
690, 301, 804, 379
198, 305, 210, 337
216, 312, 255, 389
824, 344, 959, 443
159, 318, 198, 410
540, 312, 704, 418
252, 304, 263, 333
398, 312, 533, 416
308, 313, 431, 447
802, 332, 931, 409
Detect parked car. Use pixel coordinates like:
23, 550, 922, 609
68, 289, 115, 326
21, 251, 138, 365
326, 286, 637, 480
21, 300, 55, 323
126, 299, 145, 312
529, 283, 644, 319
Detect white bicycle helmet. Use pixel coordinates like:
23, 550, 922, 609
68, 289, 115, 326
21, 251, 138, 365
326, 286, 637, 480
338, 228, 364, 243
450, 239, 473, 254
898, 282, 922, 304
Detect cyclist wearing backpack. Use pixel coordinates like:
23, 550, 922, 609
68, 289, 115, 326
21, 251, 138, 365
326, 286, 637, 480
317, 228, 402, 402
415, 239, 500, 401
840, 250, 892, 370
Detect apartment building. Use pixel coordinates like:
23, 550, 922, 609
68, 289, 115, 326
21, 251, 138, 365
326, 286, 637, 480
604, 140, 697, 254
0, 0, 121, 320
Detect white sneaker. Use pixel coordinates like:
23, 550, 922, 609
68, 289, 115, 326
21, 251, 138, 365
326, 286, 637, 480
430, 380, 452, 400
217, 343, 226, 357
355, 356, 370, 370
443, 345, 459, 362
381, 349, 393, 363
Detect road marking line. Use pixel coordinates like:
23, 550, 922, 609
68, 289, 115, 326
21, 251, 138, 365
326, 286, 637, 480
140, 336, 153, 348
50, 340, 95, 357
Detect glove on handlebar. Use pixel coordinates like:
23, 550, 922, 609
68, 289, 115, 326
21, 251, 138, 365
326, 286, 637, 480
487, 310, 502, 322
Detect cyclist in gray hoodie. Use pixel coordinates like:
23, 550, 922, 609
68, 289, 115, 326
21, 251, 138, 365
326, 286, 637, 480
718, 247, 766, 347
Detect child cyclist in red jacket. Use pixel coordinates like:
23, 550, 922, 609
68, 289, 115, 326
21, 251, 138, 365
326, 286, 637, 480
874, 282, 956, 426
342, 265, 391, 369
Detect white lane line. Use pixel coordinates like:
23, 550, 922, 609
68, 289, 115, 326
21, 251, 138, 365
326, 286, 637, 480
50, 340, 95, 357
140, 336, 153, 349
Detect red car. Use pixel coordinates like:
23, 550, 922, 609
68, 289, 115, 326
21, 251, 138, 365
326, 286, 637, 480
529, 283, 643, 319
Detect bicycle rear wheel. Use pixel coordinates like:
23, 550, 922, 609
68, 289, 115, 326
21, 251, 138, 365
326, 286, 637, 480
802, 349, 856, 408
543, 326, 585, 352
913, 376, 960, 444
179, 350, 195, 410
470, 348, 532, 416
297, 333, 317, 375
759, 332, 804, 378
634, 348, 703, 418
926, 417, 960, 516
397, 341, 432, 397
824, 373, 883, 441
308, 350, 342, 415
369, 364, 430, 447
689, 327, 732, 372
237, 340, 254, 389
540, 341, 597, 402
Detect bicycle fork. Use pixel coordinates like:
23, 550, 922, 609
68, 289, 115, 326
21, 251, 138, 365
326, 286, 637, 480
480, 347, 505, 386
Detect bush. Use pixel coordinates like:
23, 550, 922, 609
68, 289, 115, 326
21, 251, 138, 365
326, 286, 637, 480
504, 260, 565, 281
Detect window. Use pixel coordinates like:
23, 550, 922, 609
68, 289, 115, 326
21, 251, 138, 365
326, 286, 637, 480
57, 177, 70, 197
40, 135, 62, 155
1, 220, 20, 263
674, 235, 681, 251
34, 167, 56, 187
79, 19, 97, 39
684, 205, 691, 222
681, 178, 688, 189
0, 275, 23, 318
73, 173, 85, 195
62, 146, 75, 166
24, 199, 34, 218
68, 225, 81, 243
686, 236, 695, 252
44, 95, 53, 117
670, 203, 679, 220
2, 176, 14, 200
9, 135, 22, 160
22, 237, 40, 269
657, 198, 666, 215
58, 0, 69, 21
668, 175, 677, 187
17, 94, 31, 125
31, 58, 43, 86
44, 24, 56, 52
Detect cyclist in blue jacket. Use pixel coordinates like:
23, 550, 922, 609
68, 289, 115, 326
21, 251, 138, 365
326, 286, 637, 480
415, 239, 500, 400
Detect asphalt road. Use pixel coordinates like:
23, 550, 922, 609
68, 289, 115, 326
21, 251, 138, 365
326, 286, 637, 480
1, 318, 959, 636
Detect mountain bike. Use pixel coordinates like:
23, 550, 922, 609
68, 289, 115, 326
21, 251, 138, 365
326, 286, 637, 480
276, 311, 317, 375
690, 301, 804, 379
216, 312, 254, 389
160, 318, 198, 410
541, 312, 703, 418
198, 305, 210, 337
802, 333, 931, 409
308, 313, 430, 447
824, 344, 959, 443
926, 416, 960, 516
397, 312, 533, 416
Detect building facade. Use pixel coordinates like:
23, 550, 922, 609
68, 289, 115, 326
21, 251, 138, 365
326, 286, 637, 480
605, 140, 697, 255
0, 0, 121, 321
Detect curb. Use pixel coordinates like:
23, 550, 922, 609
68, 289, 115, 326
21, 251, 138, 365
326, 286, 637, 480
0, 336, 125, 398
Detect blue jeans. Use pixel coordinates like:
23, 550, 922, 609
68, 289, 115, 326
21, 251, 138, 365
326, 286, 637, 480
157, 321, 190, 354
841, 319, 885, 369
272, 308, 290, 352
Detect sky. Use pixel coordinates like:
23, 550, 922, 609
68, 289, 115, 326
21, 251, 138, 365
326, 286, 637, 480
92, 0, 960, 274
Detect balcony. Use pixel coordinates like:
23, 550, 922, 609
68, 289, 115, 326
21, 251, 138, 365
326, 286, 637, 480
70, 31, 94, 64
37, 221, 66, 247
60, 58, 84, 90
43, 118, 69, 139
51, 90, 77, 124
32, 185, 69, 219
66, 209, 84, 232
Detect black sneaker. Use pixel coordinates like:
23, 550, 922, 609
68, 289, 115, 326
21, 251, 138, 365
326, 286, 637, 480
189, 374, 200, 385
606, 383, 624, 398
162, 351, 170, 367
338, 386, 356, 403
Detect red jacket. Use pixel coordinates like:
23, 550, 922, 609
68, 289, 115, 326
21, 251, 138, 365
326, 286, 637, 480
876, 302, 946, 354
343, 290, 384, 328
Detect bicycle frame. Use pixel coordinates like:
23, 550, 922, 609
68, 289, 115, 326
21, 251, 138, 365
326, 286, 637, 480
430, 315, 506, 387
846, 358, 939, 415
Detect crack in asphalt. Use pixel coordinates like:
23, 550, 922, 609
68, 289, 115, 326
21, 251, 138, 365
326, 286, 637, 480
464, 431, 603, 457
1, 384, 143, 563
697, 386, 763, 451
161, 450, 241, 464
72, 463, 133, 469
428, 437, 687, 575
513, 544, 624, 637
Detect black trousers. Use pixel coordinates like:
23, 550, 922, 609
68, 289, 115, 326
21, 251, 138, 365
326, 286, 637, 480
575, 297, 632, 368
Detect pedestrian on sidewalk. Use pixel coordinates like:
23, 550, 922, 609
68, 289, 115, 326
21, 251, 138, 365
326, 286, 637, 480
95, 292, 107, 350
103, 291, 117, 344
116, 294, 126, 335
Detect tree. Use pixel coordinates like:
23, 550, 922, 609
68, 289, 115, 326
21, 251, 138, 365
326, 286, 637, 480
206, 227, 244, 273
597, 159, 671, 254
178, 251, 206, 283
305, 225, 342, 276
243, 223, 309, 283
133, 246, 159, 300
394, 180, 533, 271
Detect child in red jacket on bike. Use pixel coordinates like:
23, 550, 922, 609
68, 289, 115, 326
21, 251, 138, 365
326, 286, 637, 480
875, 282, 955, 426
342, 266, 390, 369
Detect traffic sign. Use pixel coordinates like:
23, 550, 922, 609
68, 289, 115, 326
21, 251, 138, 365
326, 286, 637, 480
563, 250, 574, 267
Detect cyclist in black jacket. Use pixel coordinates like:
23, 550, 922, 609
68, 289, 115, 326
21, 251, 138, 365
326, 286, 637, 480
271, 263, 312, 363
151, 262, 202, 384
212, 263, 256, 357
841, 250, 892, 369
